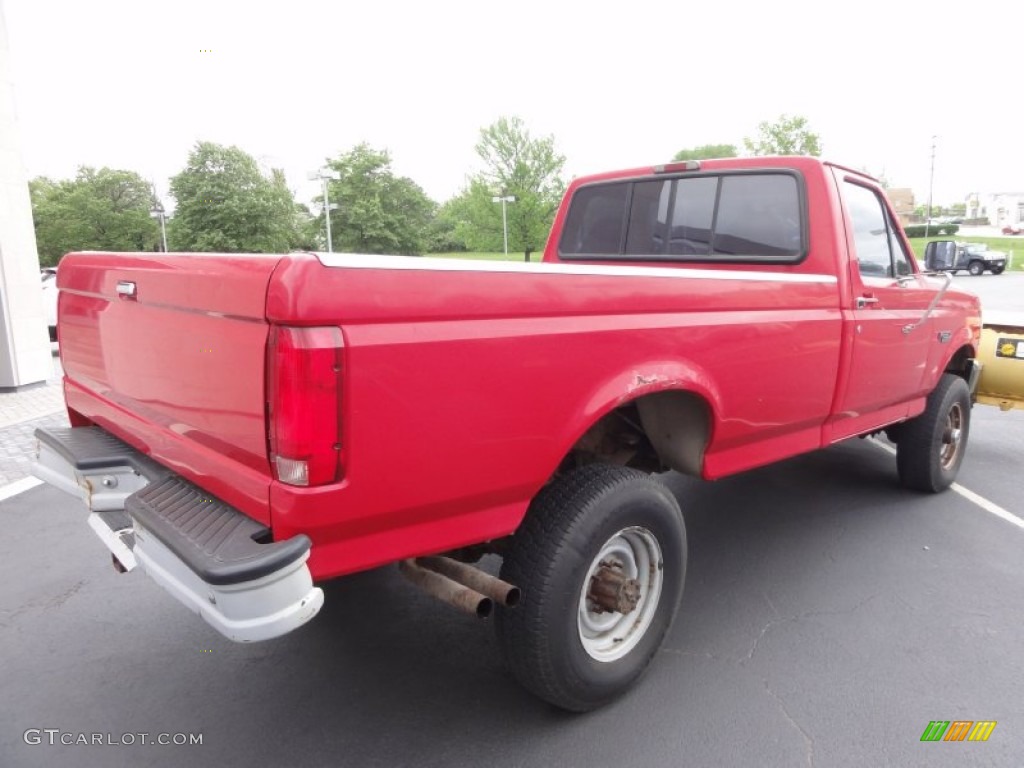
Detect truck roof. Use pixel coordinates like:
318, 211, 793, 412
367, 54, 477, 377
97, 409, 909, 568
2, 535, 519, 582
569, 156, 877, 188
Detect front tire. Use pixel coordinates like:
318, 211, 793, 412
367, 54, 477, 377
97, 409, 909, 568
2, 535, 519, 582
968, 260, 984, 276
896, 374, 971, 492
991, 266, 1005, 275
496, 465, 686, 711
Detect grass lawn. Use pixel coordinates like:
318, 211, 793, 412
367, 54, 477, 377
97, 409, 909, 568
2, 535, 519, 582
907, 236, 1024, 271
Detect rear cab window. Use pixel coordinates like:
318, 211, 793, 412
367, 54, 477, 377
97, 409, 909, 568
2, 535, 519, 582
558, 171, 806, 264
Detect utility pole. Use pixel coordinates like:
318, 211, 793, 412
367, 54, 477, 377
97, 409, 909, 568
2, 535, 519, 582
924, 136, 936, 239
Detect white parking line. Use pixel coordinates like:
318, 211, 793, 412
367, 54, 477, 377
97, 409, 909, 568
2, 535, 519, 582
0, 476, 43, 503
871, 439, 1024, 531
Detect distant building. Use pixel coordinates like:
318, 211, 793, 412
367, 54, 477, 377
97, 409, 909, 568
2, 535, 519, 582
887, 188, 915, 226
965, 192, 1024, 228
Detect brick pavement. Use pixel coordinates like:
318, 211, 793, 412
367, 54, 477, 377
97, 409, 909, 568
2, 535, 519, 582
0, 348, 67, 487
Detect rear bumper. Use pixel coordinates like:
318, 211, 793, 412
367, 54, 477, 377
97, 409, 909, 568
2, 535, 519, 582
32, 426, 323, 642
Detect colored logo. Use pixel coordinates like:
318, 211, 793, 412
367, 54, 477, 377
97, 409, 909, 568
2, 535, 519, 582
996, 338, 1023, 359
920, 721, 996, 742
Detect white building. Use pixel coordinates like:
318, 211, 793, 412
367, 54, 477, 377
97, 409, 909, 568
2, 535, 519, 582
965, 192, 1024, 228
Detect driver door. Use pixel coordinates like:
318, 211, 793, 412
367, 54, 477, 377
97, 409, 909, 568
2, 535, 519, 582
831, 176, 935, 437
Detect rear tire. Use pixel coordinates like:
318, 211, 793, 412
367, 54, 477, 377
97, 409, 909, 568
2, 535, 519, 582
896, 374, 971, 492
496, 465, 686, 712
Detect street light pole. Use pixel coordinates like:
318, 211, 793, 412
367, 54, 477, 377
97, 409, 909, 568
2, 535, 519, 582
501, 197, 508, 255
491, 193, 517, 257
309, 168, 341, 252
322, 175, 334, 253
158, 210, 168, 252
149, 201, 168, 252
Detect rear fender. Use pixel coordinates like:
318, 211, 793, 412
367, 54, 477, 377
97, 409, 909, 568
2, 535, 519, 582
581, 360, 721, 416
566, 360, 720, 474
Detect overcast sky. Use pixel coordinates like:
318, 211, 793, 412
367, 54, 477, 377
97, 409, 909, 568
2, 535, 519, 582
4, 0, 1021, 210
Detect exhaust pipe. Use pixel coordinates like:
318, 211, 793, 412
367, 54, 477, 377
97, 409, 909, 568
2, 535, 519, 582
417, 556, 521, 607
399, 559, 493, 618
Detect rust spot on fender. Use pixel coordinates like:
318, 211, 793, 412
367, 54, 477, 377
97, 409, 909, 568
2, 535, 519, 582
629, 372, 668, 392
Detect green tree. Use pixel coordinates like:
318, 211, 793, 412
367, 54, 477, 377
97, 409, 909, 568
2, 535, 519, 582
424, 197, 467, 253
319, 144, 436, 255
29, 167, 159, 266
441, 179, 502, 254
455, 116, 566, 261
915, 204, 947, 218
744, 114, 822, 157
290, 203, 322, 251
168, 142, 299, 252
672, 143, 738, 161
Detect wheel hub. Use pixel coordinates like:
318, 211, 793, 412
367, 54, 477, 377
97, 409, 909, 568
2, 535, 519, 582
577, 526, 664, 662
587, 558, 642, 615
940, 403, 963, 469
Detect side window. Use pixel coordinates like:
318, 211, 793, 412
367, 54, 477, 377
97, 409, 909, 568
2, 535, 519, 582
713, 175, 802, 257
559, 183, 629, 255
625, 181, 670, 255
843, 182, 893, 277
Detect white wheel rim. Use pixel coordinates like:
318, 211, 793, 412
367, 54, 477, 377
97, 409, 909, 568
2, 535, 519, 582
577, 526, 664, 662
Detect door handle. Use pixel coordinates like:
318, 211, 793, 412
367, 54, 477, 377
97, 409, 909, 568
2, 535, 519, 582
116, 281, 137, 300
856, 295, 879, 309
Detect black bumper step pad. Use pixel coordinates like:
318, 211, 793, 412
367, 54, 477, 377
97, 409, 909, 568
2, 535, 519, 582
127, 475, 310, 586
35, 426, 166, 478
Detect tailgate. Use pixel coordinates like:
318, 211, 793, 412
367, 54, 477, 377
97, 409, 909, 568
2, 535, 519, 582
57, 252, 283, 524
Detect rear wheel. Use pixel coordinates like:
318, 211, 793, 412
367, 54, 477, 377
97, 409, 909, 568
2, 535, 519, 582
968, 260, 984, 276
496, 465, 686, 711
896, 374, 971, 492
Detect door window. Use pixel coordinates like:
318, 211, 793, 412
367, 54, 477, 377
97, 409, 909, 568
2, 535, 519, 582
844, 181, 911, 277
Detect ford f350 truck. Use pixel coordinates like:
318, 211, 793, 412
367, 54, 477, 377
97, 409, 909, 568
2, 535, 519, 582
34, 156, 987, 711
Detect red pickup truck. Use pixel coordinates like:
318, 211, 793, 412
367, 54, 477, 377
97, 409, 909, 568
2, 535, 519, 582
35, 156, 982, 711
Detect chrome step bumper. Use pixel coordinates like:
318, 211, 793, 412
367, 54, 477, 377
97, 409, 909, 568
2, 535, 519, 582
32, 426, 323, 642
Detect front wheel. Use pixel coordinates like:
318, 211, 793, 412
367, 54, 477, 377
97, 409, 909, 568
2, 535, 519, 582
896, 374, 971, 492
496, 465, 686, 711
991, 266, 1005, 275
968, 260, 984, 276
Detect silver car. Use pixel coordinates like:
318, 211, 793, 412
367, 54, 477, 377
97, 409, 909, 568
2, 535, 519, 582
41, 268, 58, 341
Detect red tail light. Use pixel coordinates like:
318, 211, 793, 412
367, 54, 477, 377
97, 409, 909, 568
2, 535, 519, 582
267, 326, 344, 486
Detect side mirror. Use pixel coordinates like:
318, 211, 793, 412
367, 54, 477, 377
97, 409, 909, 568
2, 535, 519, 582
924, 240, 957, 271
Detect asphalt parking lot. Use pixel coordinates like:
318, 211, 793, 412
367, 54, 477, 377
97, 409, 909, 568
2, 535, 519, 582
1, 274, 1021, 768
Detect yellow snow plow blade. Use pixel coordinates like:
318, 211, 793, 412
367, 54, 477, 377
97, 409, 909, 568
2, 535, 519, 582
977, 313, 1024, 411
